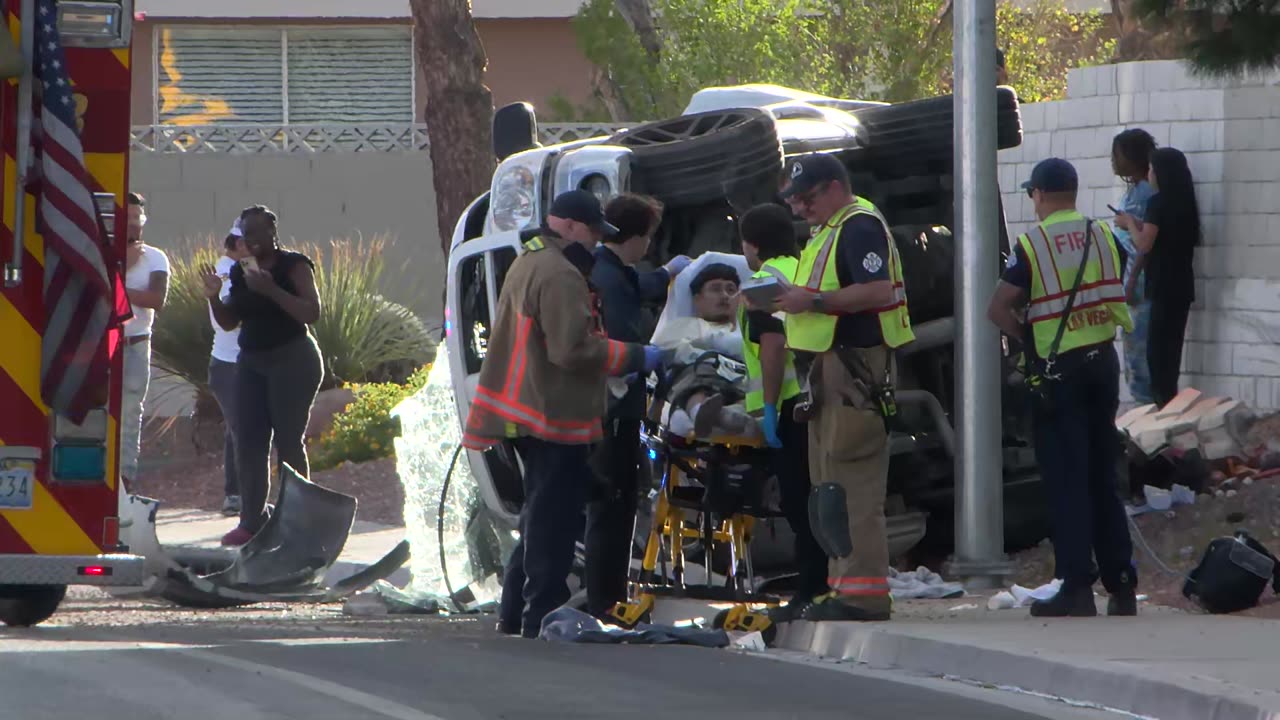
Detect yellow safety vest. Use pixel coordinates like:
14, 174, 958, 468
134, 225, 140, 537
1017, 209, 1133, 359
739, 256, 803, 413
785, 198, 915, 353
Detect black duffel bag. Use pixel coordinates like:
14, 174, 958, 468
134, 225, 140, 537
1183, 531, 1280, 614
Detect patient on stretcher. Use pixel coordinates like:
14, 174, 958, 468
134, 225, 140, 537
650, 262, 758, 440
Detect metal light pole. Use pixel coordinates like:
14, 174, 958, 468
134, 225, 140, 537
950, 0, 1012, 588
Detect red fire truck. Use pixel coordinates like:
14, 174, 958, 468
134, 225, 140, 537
0, 0, 143, 626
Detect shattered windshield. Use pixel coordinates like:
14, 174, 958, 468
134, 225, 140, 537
392, 347, 510, 610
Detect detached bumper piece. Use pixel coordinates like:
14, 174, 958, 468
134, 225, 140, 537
0, 553, 145, 586
116, 465, 409, 609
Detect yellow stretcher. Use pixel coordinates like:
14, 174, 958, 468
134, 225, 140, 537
607, 421, 781, 645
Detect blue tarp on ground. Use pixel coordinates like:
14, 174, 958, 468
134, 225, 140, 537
539, 607, 730, 647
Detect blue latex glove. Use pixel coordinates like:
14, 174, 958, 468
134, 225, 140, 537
642, 345, 664, 374
762, 404, 783, 449
664, 255, 693, 277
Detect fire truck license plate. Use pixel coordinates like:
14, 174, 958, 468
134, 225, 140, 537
0, 466, 34, 510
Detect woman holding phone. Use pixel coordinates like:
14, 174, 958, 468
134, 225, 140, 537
203, 205, 324, 547
1114, 147, 1200, 408
1108, 129, 1158, 404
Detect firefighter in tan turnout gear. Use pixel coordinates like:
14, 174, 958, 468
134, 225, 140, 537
773, 153, 915, 622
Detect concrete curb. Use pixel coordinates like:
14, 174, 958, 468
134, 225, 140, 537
777, 622, 1280, 720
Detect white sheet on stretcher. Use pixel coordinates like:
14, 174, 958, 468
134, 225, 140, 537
609, 252, 754, 401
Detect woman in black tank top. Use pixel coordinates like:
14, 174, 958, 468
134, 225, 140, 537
203, 205, 325, 547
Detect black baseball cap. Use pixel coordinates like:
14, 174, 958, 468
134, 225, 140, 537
548, 189, 619, 236
780, 153, 849, 199
1022, 158, 1079, 193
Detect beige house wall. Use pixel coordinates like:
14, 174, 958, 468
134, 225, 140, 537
130, 151, 443, 326
130, 17, 593, 127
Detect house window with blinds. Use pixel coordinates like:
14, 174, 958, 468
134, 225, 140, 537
156, 26, 414, 125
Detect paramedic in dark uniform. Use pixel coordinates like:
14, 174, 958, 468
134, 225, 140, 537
463, 190, 662, 638
774, 153, 915, 622
987, 158, 1138, 618
585, 193, 691, 619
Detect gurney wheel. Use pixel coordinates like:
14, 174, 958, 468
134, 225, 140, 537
711, 607, 777, 647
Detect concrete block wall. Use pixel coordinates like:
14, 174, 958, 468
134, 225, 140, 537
130, 151, 443, 327
1000, 60, 1280, 410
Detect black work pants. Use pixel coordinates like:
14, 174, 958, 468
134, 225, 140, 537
585, 417, 642, 618
1032, 344, 1135, 593
234, 334, 324, 533
499, 437, 591, 638
775, 397, 829, 601
208, 358, 240, 498
1147, 294, 1192, 408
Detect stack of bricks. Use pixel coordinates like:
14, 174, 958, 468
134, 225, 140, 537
999, 60, 1280, 411
1116, 387, 1257, 459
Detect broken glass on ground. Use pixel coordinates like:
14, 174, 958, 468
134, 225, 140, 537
392, 346, 511, 612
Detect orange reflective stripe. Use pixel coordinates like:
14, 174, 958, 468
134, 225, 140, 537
461, 431, 495, 451
475, 386, 597, 430
604, 341, 615, 372
829, 576, 891, 596
504, 315, 534, 397
473, 388, 602, 443
605, 340, 627, 374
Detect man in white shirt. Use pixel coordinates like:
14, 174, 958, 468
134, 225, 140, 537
210, 219, 248, 515
121, 192, 169, 483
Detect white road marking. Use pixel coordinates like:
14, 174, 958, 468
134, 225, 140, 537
0, 639, 215, 653
168, 647, 450, 720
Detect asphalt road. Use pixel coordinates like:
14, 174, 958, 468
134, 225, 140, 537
0, 594, 1123, 720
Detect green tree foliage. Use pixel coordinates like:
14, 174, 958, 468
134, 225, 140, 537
998, 0, 1115, 102
574, 0, 831, 120
1134, 0, 1280, 77
309, 364, 432, 471
570, 0, 1114, 120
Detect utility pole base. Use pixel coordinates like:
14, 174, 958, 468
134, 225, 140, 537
946, 558, 1016, 591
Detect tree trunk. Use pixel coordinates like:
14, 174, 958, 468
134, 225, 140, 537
615, 0, 663, 60
589, 65, 631, 122
410, 0, 496, 260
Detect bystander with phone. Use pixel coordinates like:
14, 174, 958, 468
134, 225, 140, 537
1108, 129, 1158, 405
1113, 147, 1200, 408
202, 206, 324, 547
208, 218, 250, 516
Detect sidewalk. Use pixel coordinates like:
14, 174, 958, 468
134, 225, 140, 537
153, 507, 410, 588
776, 598, 1280, 720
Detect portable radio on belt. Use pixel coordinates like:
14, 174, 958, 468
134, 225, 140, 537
1025, 220, 1094, 410
841, 350, 898, 430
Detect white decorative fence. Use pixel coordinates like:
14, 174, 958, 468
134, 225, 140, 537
129, 123, 628, 154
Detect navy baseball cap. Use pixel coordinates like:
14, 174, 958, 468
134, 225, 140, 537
1022, 158, 1079, 193
780, 153, 850, 199
549, 189, 619, 236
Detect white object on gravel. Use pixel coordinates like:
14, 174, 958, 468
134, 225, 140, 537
987, 579, 1064, 610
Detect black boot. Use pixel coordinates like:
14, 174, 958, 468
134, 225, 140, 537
801, 594, 891, 622
767, 596, 816, 624
1106, 588, 1138, 616
1029, 585, 1097, 618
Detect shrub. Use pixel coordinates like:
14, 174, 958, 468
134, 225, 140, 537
310, 364, 432, 471
150, 237, 222, 400
303, 236, 438, 389
152, 235, 438, 410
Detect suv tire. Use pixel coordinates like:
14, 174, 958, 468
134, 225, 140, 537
851, 86, 1023, 167
610, 109, 784, 208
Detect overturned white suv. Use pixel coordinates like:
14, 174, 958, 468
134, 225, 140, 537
443, 84, 1037, 582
